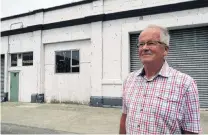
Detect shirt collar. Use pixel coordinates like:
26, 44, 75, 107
136, 61, 170, 78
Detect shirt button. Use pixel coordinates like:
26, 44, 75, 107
137, 125, 140, 128
140, 109, 143, 112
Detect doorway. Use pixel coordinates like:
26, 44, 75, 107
10, 72, 19, 102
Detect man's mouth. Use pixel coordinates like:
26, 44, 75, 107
142, 54, 152, 56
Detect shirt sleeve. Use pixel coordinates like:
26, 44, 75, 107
122, 79, 127, 114
181, 79, 201, 133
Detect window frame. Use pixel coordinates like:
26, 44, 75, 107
55, 49, 80, 74
11, 53, 18, 67
22, 52, 33, 66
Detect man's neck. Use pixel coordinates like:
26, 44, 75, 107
143, 60, 164, 79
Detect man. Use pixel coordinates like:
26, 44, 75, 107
119, 25, 201, 134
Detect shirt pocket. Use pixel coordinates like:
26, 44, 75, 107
154, 93, 180, 120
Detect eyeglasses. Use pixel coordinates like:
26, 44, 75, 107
137, 40, 166, 48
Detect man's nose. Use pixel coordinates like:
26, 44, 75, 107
141, 43, 150, 50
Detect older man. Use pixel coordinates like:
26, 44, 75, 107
119, 25, 201, 134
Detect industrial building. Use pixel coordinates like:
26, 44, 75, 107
1, 0, 208, 108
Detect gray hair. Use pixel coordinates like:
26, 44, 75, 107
145, 25, 170, 46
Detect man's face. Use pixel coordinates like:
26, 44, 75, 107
138, 28, 168, 65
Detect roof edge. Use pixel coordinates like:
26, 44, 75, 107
1, 0, 208, 37
1, 0, 97, 21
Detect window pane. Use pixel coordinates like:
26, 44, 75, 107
56, 51, 71, 73
72, 67, 79, 73
72, 50, 79, 66
56, 52, 64, 73
22, 52, 33, 66
11, 54, 17, 67
65, 51, 71, 72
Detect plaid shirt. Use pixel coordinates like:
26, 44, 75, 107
122, 61, 201, 134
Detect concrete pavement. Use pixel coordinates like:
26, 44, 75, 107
1, 102, 121, 134
1, 102, 208, 134
1, 123, 70, 134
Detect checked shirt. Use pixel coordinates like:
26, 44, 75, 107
122, 61, 201, 134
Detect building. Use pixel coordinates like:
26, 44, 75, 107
1, 0, 208, 108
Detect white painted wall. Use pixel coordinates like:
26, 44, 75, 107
1, 37, 8, 54
1, 12, 43, 31
43, 3, 92, 24
5, 31, 42, 102
43, 23, 92, 103
1, 1, 103, 31
103, 0, 192, 14
101, 17, 142, 97
44, 40, 91, 104
90, 21, 103, 97
1, 0, 194, 31
42, 24, 91, 44
43, 0, 105, 24
9, 32, 40, 53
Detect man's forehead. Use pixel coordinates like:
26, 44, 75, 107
141, 27, 161, 35
139, 28, 161, 39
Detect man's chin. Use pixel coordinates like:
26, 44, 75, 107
141, 59, 153, 64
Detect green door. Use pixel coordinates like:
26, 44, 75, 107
10, 72, 19, 102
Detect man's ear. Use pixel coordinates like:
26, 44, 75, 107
164, 46, 169, 56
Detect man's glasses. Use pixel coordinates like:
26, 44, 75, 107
137, 40, 166, 48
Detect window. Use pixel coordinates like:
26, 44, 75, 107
55, 50, 80, 73
22, 52, 33, 66
11, 54, 17, 67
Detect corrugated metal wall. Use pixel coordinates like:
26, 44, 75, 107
1, 55, 5, 93
130, 26, 208, 108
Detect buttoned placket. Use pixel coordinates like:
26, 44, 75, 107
136, 77, 149, 131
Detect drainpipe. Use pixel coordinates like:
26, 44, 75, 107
40, 11, 44, 100
36, 11, 45, 103
6, 22, 23, 94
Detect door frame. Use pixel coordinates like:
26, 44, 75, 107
9, 70, 20, 102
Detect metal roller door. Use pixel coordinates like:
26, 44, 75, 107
130, 26, 208, 108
